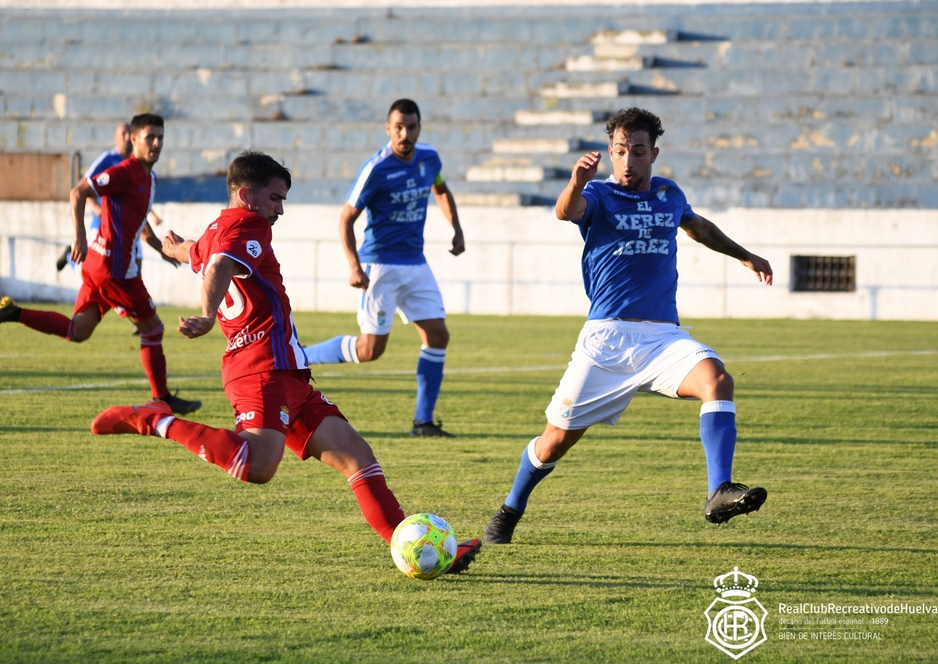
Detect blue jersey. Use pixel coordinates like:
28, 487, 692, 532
347, 143, 443, 265
84, 149, 127, 231
574, 175, 695, 323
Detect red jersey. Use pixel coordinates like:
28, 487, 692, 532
86, 156, 155, 279
189, 208, 307, 385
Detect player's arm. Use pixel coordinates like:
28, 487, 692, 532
68, 178, 97, 263
141, 222, 180, 267
680, 213, 773, 285
556, 151, 601, 222
148, 209, 163, 226
339, 203, 369, 289
431, 178, 465, 256
177, 254, 237, 339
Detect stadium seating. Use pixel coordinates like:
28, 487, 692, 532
1, 1, 935, 208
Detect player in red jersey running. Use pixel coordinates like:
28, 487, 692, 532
0, 113, 200, 414
90, 151, 481, 572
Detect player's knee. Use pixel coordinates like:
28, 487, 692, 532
357, 337, 387, 362
357, 345, 383, 362
248, 460, 280, 484
713, 370, 735, 399
428, 328, 450, 348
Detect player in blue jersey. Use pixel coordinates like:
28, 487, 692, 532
57, 122, 165, 280
484, 108, 774, 544
302, 99, 465, 437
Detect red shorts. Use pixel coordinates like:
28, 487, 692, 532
74, 268, 156, 322
224, 369, 347, 460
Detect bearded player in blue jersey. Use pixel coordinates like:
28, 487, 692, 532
484, 107, 773, 544
302, 99, 465, 437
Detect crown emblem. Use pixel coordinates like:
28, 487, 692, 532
713, 567, 759, 599
705, 567, 768, 659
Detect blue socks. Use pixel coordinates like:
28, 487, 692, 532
505, 438, 557, 513
303, 335, 359, 365
700, 401, 737, 493
414, 346, 446, 424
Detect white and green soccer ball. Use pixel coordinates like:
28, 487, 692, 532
390, 513, 458, 580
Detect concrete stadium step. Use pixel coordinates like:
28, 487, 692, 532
0, 12, 358, 46
465, 164, 569, 183
0, 42, 337, 72
590, 38, 938, 70
564, 56, 647, 73
329, 43, 585, 73
452, 192, 545, 207
353, 15, 650, 46
280, 95, 533, 124
620, 66, 938, 96
492, 138, 590, 154
514, 110, 612, 126
590, 29, 675, 45
540, 81, 632, 98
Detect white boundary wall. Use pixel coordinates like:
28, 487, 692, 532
1, 202, 936, 321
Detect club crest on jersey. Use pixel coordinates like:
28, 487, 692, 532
657, 186, 668, 202
95, 172, 110, 186
419, 162, 426, 177
377, 310, 386, 327
560, 398, 573, 419
280, 406, 290, 426
246, 240, 262, 258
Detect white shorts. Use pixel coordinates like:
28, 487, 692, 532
357, 262, 446, 335
546, 319, 720, 430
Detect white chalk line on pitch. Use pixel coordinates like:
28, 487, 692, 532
0, 349, 935, 395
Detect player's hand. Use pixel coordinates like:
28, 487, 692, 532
71, 238, 87, 264
572, 152, 602, 189
177, 315, 214, 339
450, 229, 465, 256
742, 253, 773, 285
162, 230, 185, 257
349, 265, 370, 290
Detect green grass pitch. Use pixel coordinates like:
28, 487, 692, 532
1, 306, 936, 663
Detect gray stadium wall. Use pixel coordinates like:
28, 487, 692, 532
1, 201, 936, 321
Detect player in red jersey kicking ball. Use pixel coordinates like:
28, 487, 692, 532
91, 151, 481, 572
0, 113, 199, 414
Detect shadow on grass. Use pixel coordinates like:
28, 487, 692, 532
585, 539, 938, 557
0, 426, 92, 433
468, 572, 684, 589
458, 572, 937, 597
357, 430, 543, 442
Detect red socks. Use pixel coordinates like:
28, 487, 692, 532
19, 309, 74, 340
163, 418, 251, 482
139, 323, 169, 398
347, 463, 405, 543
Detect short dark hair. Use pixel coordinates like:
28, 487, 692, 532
605, 108, 664, 146
227, 150, 292, 197
388, 98, 421, 123
130, 113, 164, 134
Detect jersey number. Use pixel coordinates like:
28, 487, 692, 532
218, 281, 245, 320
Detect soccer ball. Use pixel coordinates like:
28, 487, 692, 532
390, 513, 458, 580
